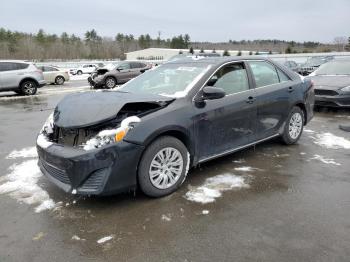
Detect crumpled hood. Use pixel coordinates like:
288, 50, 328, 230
309, 75, 350, 90
54, 91, 173, 128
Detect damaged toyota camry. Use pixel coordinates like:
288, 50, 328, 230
36, 57, 314, 197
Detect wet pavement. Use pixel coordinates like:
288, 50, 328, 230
0, 87, 349, 262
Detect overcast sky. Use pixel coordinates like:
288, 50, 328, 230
1, 0, 349, 43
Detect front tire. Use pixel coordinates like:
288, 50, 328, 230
55, 76, 65, 85
138, 136, 189, 197
20, 80, 37, 96
282, 106, 304, 144
77, 70, 82, 75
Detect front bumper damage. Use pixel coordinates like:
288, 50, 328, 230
37, 141, 144, 195
88, 76, 104, 89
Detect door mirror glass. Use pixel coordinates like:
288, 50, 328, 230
202, 86, 226, 100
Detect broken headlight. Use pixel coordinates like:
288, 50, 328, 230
83, 116, 141, 150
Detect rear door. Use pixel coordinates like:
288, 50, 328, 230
130, 62, 144, 78
247, 60, 293, 140
194, 62, 257, 160
0, 62, 24, 88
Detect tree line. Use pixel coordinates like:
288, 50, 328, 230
0, 28, 348, 60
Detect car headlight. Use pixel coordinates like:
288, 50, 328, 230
341, 86, 350, 92
83, 116, 141, 150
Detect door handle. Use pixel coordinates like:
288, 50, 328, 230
288, 86, 294, 93
245, 96, 256, 104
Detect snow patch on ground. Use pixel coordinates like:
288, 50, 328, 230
184, 173, 250, 204
161, 214, 172, 221
6, 147, 37, 159
202, 210, 210, 215
234, 166, 261, 172
310, 154, 341, 166
97, 235, 114, 244
69, 74, 89, 81
0, 148, 56, 213
312, 132, 350, 149
304, 129, 315, 134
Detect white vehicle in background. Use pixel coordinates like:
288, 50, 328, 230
37, 66, 70, 85
70, 64, 98, 75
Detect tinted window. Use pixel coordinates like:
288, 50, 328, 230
207, 63, 249, 95
0, 62, 28, 72
277, 68, 290, 82
248, 61, 279, 87
130, 62, 141, 69
118, 63, 130, 70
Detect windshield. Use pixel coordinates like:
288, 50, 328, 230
120, 63, 211, 97
315, 61, 350, 75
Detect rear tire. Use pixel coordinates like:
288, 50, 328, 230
138, 136, 189, 197
105, 76, 117, 89
20, 80, 37, 96
282, 106, 304, 144
77, 70, 82, 75
55, 76, 65, 85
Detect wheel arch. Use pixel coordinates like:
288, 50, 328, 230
19, 77, 39, 88
293, 102, 307, 124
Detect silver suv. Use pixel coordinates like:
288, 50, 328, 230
0, 60, 46, 95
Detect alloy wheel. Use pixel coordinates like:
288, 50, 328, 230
289, 112, 303, 139
149, 147, 184, 190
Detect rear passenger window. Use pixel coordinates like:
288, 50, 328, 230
207, 63, 249, 95
248, 61, 279, 87
15, 63, 29, 70
130, 62, 141, 69
277, 68, 290, 82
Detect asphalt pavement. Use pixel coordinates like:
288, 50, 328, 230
0, 82, 349, 262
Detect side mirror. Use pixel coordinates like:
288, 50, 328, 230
202, 86, 226, 100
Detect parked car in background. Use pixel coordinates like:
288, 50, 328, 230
88, 61, 151, 88
298, 56, 334, 76
37, 57, 314, 197
70, 64, 98, 75
283, 60, 299, 72
0, 60, 45, 95
38, 66, 70, 85
307, 58, 350, 108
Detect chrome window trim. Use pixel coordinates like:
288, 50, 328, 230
192, 59, 293, 102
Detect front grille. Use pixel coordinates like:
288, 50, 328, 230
314, 89, 338, 96
79, 169, 106, 191
41, 160, 70, 184
53, 125, 97, 147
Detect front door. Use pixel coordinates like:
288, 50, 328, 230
194, 62, 257, 161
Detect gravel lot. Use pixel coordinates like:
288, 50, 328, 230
0, 82, 349, 262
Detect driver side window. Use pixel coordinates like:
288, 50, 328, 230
207, 63, 249, 95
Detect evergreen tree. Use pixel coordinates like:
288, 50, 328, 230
237, 50, 242, 56
223, 50, 230, 56
189, 47, 194, 54
200, 48, 204, 53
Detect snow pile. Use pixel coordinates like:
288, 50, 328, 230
0, 160, 55, 213
312, 132, 350, 149
161, 214, 172, 221
310, 154, 341, 166
97, 235, 114, 244
6, 147, 37, 159
0, 146, 56, 213
37, 113, 54, 149
185, 173, 250, 204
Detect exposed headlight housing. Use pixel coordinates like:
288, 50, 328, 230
83, 116, 141, 150
341, 86, 350, 92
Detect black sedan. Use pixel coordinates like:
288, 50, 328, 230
307, 58, 350, 108
36, 57, 314, 197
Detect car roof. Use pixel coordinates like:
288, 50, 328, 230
165, 56, 273, 66
0, 60, 30, 63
